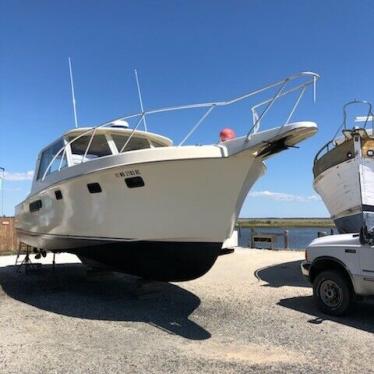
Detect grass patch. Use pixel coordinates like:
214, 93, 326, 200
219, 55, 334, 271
237, 217, 334, 228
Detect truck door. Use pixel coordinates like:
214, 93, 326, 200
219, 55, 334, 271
358, 244, 374, 293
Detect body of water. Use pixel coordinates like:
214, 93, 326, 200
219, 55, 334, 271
238, 226, 337, 250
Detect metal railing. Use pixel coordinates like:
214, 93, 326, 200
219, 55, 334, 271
42, 71, 319, 181
314, 100, 374, 164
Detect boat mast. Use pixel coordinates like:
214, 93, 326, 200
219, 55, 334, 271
134, 69, 147, 132
68, 57, 79, 128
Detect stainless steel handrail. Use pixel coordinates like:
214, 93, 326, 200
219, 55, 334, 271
42, 71, 319, 181
314, 100, 374, 164
343, 100, 372, 130
313, 140, 334, 164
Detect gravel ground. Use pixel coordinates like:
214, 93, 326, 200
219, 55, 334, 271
0, 248, 373, 373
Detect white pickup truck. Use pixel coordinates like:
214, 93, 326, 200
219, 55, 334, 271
301, 231, 374, 315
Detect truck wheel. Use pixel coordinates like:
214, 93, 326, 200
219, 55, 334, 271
313, 270, 352, 316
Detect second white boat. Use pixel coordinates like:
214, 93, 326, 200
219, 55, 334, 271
314, 100, 374, 233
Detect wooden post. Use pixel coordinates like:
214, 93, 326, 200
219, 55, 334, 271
250, 228, 254, 248
284, 230, 289, 249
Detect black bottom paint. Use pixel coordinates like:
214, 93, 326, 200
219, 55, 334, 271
68, 241, 222, 282
334, 214, 363, 233
334, 209, 374, 233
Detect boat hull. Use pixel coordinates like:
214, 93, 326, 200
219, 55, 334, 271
16, 155, 264, 246
16, 153, 265, 280
72, 240, 221, 282
333, 212, 364, 233
314, 155, 374, 233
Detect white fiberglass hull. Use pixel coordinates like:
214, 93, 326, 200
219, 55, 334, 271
17, 155, 264, 247
314, 156, 374, 233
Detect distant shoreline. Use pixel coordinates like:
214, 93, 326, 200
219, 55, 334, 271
237, 218, 334, 228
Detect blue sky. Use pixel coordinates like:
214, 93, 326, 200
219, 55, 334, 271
0, 0, 373, 217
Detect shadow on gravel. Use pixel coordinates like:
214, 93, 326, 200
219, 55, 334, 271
258, 261, 374, 332
0, 264, 210, 340
255, 260, 310, 288
278, 296, 374, 333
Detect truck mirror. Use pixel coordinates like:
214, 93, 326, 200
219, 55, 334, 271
360, 225, 374, 245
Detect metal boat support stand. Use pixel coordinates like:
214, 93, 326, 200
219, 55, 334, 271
15, 243, 41, 273
15, 242, 56, 273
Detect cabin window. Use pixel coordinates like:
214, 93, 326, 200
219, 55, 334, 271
29, 200, 42, 212
87, 182, 102, 193
69, 135, 112, 164
150, 140, 166, 147
55, 190, 63, 200
125, 176, 145, 188
37, 138, 67, 180
112, 135, 150, 152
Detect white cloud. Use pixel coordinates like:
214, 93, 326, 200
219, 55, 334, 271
3, 170, 34, 181
249, 190, 321, 203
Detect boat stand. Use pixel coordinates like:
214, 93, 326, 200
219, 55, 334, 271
15, 242, 42, 273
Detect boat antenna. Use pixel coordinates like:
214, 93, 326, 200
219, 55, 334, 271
134, 69, 147, 132
68, 57, 79, 128
313, 75, 317, 103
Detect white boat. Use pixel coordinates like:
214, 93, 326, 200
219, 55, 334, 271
314, 100, 374, 233
16, 72, 319, 281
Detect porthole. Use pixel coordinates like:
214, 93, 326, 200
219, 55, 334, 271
87, 183, 102, 193
29, 200, 42, 212
55, 190, 63, 200
367, 149, 374, 157
347, 152, 353, 159
125, 176, 145, 189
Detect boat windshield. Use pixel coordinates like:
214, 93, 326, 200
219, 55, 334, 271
69, 134, 112, 164
35, 124, 175, 181
37, 138, 68, 180
111, 134, 151, 152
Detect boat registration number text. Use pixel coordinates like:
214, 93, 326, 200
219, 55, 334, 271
115, 169, 141, 178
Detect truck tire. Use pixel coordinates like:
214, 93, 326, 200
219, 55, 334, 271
313, 270, 352, 316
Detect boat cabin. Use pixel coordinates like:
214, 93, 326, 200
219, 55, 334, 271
35, 126, 172, 181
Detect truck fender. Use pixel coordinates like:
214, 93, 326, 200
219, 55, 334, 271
310, 256, 355, 293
